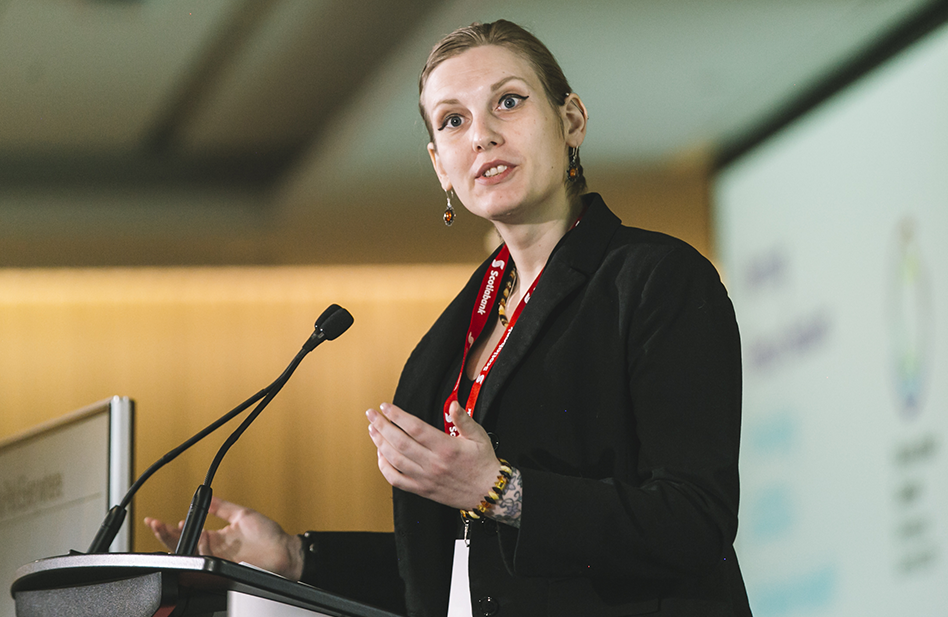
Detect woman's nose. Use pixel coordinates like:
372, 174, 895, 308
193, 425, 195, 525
471, 114, 503, 151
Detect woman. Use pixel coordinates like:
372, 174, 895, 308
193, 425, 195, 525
148, 20, 751, 617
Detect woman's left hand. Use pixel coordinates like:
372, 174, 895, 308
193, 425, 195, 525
367, 401, 500, 510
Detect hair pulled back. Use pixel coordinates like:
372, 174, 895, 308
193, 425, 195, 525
419, 20, 587, 198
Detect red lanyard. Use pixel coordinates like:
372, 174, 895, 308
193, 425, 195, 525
442, 244, 541, 435
442, 215, 583, 435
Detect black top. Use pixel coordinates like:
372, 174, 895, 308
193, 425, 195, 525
391, 194, 750, 617
303, 194, 751, 617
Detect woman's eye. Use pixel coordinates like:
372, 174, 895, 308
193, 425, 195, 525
439, 115, 463, 131
499, 94, 527, 110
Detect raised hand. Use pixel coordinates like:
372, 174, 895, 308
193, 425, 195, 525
367, 401, 502, 511
144, 496, 303, 580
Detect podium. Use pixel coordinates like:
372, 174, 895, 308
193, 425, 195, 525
10, 553, 402, 617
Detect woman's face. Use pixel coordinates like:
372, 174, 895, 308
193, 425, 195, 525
422, 45, 584, 225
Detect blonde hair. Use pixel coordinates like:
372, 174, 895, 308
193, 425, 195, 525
419, 20, 586, 198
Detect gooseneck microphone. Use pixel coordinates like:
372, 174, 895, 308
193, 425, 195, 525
86, 304, 353, 555
175, 304, 353, 556
86, 389, 268, 554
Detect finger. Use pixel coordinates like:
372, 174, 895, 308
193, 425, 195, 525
366, 408, 431, 463
144, 518, 180, 549
148, 519, 178, 541
376, 448, 425, 495
377, 403, 446, 448
208, 496, 245, 523
369, 420, 427, 478
448, 402, 489, 443
197, 531, 212, 556
366, 417, 403, 473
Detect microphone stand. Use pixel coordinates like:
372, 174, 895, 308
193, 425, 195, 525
86, 304, 352, 555
175, 305, 353, 556
86, 388, 268, 554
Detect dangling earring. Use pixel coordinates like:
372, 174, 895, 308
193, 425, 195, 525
567, 146, 582, 181
443, 190, 456, 226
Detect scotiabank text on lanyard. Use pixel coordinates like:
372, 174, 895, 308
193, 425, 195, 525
442, 213, 583, 435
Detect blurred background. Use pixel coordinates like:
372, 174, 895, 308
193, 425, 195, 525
1, 1, 946, 615
1, 0, 931, 267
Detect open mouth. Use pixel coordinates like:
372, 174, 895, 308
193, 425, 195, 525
477, 161, 515, 183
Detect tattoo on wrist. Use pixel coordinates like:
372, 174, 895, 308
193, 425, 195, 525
489, 467, 522, 528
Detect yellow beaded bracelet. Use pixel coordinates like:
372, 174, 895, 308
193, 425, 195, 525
462, 459, 513, 520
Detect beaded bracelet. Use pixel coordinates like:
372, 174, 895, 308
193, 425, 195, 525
461, 459, 513, 520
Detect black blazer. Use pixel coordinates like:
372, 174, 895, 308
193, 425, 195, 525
390, 194, 752, 617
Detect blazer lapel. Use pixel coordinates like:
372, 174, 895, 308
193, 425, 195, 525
472, 194, 621, 424
472, 262, 585, 424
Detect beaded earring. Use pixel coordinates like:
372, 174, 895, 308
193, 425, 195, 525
443, 190, 456, 226
567, 146, 583, 181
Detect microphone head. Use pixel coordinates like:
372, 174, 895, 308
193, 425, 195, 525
317, 306, 354, 341
315, 303, 342, 328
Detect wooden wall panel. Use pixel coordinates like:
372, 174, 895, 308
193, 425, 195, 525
0, 161, 714, 555
0, 265, 474, 552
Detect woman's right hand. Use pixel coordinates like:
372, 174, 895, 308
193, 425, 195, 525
144, 496, 304, 580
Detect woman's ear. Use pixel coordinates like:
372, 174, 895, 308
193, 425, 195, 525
563, 94, 588, 149
427, 142, 452, 192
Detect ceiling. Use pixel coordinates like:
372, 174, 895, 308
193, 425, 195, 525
0, 0, 938, 215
